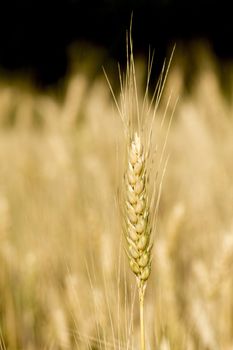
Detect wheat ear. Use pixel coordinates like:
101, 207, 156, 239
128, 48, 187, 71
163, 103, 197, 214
124, 132, 152, 350
104, 21, 174, 348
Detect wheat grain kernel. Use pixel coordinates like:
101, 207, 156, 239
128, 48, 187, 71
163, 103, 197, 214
138, 252, 149, 267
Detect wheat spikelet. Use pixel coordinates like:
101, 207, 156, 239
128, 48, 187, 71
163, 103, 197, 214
124, 132, 152, 293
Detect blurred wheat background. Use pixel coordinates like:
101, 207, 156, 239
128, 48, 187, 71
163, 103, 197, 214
0, 41, 233, 350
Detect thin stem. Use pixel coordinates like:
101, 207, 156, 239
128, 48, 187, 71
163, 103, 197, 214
139, 284, 146, 350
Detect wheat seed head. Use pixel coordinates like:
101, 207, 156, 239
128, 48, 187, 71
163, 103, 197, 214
124, 131, 152, 291
104, 24, 175, 297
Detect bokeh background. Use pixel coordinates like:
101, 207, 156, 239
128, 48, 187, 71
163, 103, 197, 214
1, 0, 233, 86
0, 1, 233, 349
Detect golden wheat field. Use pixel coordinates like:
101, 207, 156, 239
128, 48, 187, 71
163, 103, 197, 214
0, 44, 233, 350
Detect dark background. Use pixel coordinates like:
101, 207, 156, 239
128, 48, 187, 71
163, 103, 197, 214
0, 0, 232, 87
